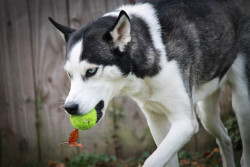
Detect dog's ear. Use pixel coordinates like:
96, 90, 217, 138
48, 17, 76, 42
106, 10, 131, 52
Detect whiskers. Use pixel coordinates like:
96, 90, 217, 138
53, 101, 66, 112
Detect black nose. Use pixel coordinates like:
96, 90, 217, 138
64, 103, 78, 115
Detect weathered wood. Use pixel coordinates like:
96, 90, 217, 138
113, 97, 156, 158
28, 0, 78, 162
69, 0, 131, 28
0, 0, 38, 166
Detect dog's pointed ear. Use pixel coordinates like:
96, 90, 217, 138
106, 10, 131, 51
48, 17, 76, 42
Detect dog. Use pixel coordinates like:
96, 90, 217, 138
49, 0, 250, 166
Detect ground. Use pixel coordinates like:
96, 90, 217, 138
24, 149, 241, 167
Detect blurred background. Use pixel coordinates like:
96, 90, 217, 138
0, 0, 249, 166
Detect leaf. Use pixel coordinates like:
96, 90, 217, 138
69, 142, 83, 150
48, 161, 66, 167
213, 147, 219, 153
59, 129, 83, 150
48, 161, 57, 167
68, 129, 79, 143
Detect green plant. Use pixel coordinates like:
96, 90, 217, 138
65, 154, 117, 167
63, 151, 150, 167
224, 111, 242, 150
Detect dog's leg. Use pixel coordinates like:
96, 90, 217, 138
197, 90, 235, 167
141, 60, 198, 167
143, 109, 179, 167
230, 55, 250, 167
143, 105, 198, 167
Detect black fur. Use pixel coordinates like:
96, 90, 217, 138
66, 13, 161, 78
237, 15, 250, 95
48, 17, 75, 42
140, 0, 246, 94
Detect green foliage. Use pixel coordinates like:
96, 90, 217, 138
135, 151, 151, 164
64, 152, 150, 167
224, 111, 242, 150
65, 154, 117, 167
178, 151, 194, 161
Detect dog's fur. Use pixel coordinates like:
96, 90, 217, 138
49, 0, 250, 166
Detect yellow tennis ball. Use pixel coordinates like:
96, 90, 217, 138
70, 109, 97, 130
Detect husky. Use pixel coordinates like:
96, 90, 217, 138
49, 0, 250, 166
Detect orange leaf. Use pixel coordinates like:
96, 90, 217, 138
68, 129, 79, 143
70, 142, 84, 149
59, 129, 83, 150
213, 148, 219, 153
48, 161, 57, 167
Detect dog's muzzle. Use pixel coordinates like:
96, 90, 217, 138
95, 100, 104, 123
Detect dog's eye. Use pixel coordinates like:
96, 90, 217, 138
67, 72, 72, 79
86, 68, 98, 78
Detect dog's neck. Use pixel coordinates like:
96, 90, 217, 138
111, 73, 152, 103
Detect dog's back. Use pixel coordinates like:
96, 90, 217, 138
142, 0, 247, 88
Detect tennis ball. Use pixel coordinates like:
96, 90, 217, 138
70, 109, 97, 130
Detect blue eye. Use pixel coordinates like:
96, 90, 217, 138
87, 68, 97, 74
86, 68, 98, 78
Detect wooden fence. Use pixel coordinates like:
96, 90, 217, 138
0, 0, 249, 166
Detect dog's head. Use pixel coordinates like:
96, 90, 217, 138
49, 11, 135, 122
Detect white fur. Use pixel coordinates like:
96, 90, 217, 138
197, 90, 235, 167
130, 60, 198, 167
193, 78, 220, 103
65, 65, 124, 116
194, 55, 250, 167
64, 41, 114, 115
64, 40, 82, 72
229, 54, 250, 167
142, 109, 179, 167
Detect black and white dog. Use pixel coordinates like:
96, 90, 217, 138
49, 0, 250, 166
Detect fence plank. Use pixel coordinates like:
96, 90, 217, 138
28, 0, 78, 162
113, 97, 156, 158
69, 0, 130, 28
0, 0, 38, 166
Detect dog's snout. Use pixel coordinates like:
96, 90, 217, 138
64, 102, 78, 115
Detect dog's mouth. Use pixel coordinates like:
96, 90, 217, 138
95, 100, 104, 123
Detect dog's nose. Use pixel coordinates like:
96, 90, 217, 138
64, 102, 78, 115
